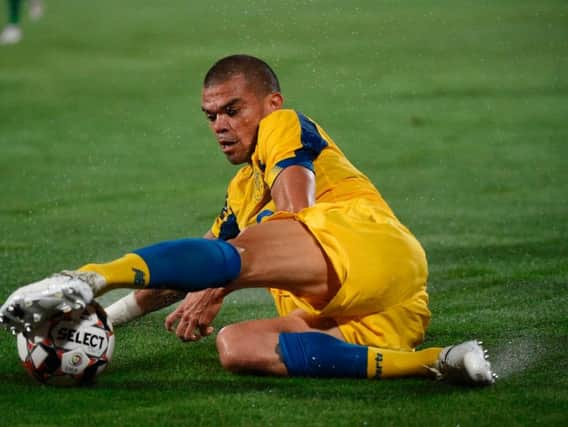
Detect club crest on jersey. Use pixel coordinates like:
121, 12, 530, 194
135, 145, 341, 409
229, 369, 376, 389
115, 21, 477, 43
252, 168, 267, 201
218, 195, 229, 218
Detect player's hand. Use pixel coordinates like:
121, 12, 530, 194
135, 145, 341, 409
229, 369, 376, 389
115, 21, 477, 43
164, 288, 226, 342
0, 271, 100, 336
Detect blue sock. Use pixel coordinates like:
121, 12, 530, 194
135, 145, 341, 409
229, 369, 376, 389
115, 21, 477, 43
278, 332, 368, 378
133, 238, 241, 291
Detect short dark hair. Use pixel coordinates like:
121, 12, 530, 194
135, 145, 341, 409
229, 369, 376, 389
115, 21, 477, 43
203, 54, 281, 95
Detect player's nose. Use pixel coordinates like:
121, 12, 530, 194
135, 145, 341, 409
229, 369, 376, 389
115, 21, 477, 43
212, 115, 229, 134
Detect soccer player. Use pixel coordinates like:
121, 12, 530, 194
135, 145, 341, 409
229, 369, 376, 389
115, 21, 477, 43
0, 0, 44, 45
0, 55, 496, 385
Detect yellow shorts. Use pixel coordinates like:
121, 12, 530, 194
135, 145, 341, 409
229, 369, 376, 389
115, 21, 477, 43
267, 198, 430, 351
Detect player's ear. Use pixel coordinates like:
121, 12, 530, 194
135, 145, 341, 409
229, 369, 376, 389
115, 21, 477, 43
267, 92, 284, 111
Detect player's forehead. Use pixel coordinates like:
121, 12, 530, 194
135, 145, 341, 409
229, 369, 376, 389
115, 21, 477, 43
201, 74, 256, 111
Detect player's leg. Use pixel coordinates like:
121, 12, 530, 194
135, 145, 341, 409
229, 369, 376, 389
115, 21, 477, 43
105, 289, 185, 326
85, 218, 337, 300
1, 0, 23, 45
214, 313, 495, 384
102, 217, 330, 325
214, 285, 495, 385
28, 0, 44, 21
215, 312, 328, 375
88, 219, 335, 298
216, 310, 360, 376
227, 219, 340, 299
7, 0, 20, 23
0, 219, 333, 333
277, 332, 496, 383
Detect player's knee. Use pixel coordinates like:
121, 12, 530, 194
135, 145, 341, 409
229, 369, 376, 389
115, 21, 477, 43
216, 324, 245, 372
216, 323, 277, 374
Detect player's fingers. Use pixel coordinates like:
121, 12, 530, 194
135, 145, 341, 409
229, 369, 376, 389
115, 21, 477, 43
164, 306, 183, 331
198, 310, 216, 335
178, 313, 199, 342
164, 312, 177, 331
198, 323, 215, 337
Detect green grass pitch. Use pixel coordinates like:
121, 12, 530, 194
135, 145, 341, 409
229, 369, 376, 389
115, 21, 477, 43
1, 0, 567, 425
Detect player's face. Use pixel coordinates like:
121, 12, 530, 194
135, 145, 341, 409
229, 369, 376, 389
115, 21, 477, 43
201, 74, 282, 165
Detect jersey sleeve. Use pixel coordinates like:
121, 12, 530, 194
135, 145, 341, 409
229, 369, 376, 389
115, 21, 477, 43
257, 110, 328, 188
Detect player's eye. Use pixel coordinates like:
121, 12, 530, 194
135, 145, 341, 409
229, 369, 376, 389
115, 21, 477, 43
205, 112, 217, 122
225, 107, 238, 117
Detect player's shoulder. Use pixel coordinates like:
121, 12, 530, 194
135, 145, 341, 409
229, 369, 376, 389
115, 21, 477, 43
259, 108, 302, 130
260, 109, 328, 137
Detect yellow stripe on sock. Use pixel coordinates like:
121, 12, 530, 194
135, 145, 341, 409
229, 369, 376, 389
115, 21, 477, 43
79, 253, 150, 292
367, 347, 442, 379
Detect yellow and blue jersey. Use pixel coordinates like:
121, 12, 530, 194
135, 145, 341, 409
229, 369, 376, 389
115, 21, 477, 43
211, 109, 396, 239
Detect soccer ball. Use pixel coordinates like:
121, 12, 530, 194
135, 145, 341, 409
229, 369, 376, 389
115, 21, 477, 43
16, 302, 114, 386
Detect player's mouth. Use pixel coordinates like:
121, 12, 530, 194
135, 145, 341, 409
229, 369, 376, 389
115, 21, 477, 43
219, 140, 238, 153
